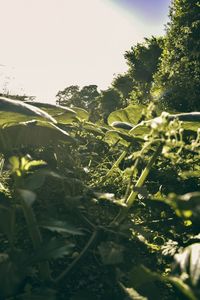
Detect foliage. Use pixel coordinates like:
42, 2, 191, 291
152, 0, 200, 111
0, 2, 200, 298
124, 36, 163, 104
98, 88, 122, 123
112, 73, 134, 105
56, 84, 100, 121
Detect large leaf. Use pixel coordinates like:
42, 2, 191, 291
105, 129, 143, 147
174, 243, 200, 286
108, 104, 146, 127
127, 265, 163, 300
23, 169, 64, 190
71, 106, 89, 121
32, 238, 74, 261
98, 241, 124, 265
129, 112, 200, 136
0, 97, 56, 124
0, 258, 27, 298
0, 120, 75, 152
168, 277, 197, 300
82, 122, 105, 136
119, 282, 148, 300
25, 101, 77, 124
39, 219, 84, 235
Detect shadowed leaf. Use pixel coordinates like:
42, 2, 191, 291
0, 120, 75, 152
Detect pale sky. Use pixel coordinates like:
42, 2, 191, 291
0, 0, 171, 103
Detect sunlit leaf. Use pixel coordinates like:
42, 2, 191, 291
105, 130, 142, 147
82, 122, 105, 136
23, 160, 47, 171
9, 156, 20, 172
119, 282, 148, 300
0, 97, 56, 124
174, 243, 200, 287
71, 106, 89, 121
25, 101, 77, 124
168, 277, 197, 300
108, 104, 146, 126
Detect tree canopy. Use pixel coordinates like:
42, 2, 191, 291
152, 0, 200, 111
124, 36, 163, 104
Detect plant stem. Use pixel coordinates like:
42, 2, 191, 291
54, 230, 98, 283
21, 199, 51, 281
111, 143, 163, 225
126, 143, 162, 208
104, 148, 128, 179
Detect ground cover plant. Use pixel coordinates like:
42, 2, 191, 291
0, 1, 200, 299
0, 96, 199, 300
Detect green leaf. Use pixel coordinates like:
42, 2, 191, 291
23, 160, 47, 171
23, 169, 64, 190
108, 104, 146, 126
129, 112, 200, 136
0, 120, 75, 153
174, 243, 200, 287
127, 265, 163, 300
105, 130, 130, 147
18, 189, 36, 206
119, 282, 148, 300
25, 101, 77, 124
168, 277, 197, 300
39, 219, 84, 235
111, 121, 134, 130
105, 130, 143, 146
33, 238, 74, 261
98, 241, 124, 265
82, 122, 105, 136
9, 156, 20, 171
0, 97, 56, 124
71, 106, 89, 121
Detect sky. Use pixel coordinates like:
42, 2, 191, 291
0, 0, 171, 103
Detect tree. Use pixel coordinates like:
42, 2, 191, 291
152, 0, 200, 111
56, 84, 100, 121
98, 88, 122, 123
124, 36, 163, 104
111, 73, 133, 105
56, 85, 80, 107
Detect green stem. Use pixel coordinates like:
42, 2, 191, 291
126, 144, 163, 208
21, 199, 51, 281
104, 148, 129, 179
54, 230, 98, 283
111, 143, 163, 225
